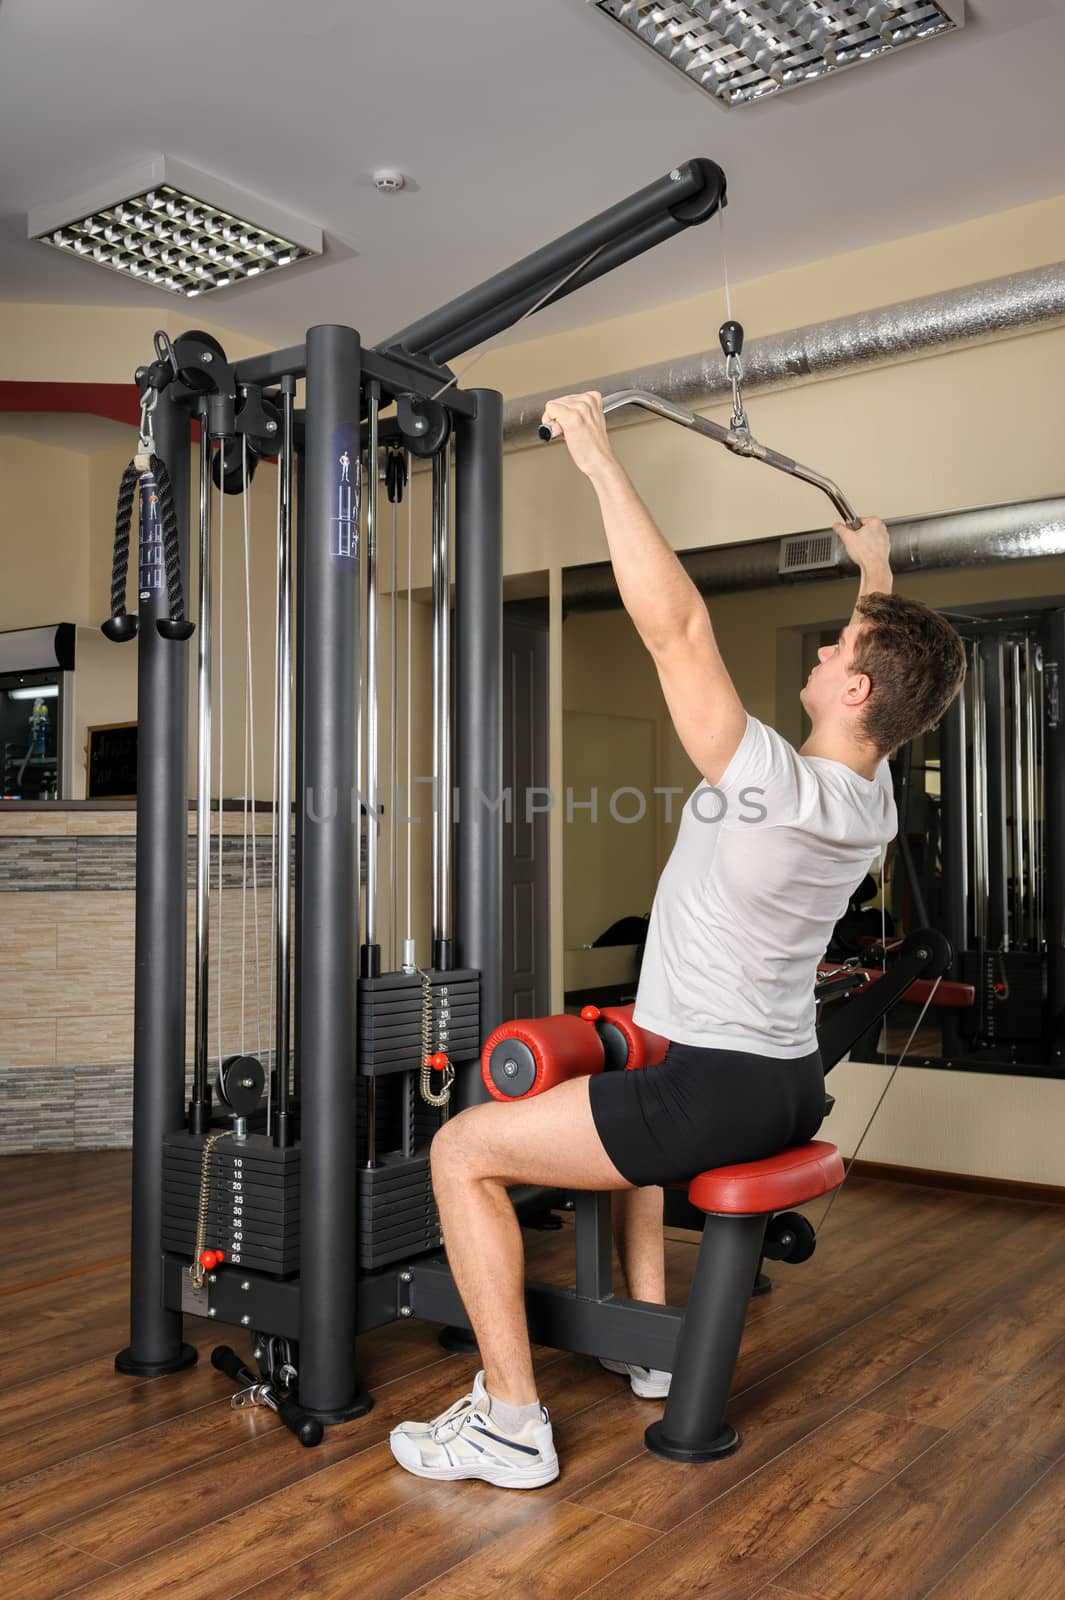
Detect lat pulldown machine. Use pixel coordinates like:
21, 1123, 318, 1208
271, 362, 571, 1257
106, 156, 917, 1450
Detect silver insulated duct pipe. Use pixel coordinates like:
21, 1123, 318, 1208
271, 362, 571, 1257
504, 261, 1065, 450
563, 497, 1065, 612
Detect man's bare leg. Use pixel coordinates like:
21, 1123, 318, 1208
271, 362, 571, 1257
612, 1186, 666, 1303
429, 1076, 633, 1407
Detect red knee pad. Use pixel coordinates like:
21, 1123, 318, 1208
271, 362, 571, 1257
596, 1004, 668, 1070
481, 1013, 605, 1101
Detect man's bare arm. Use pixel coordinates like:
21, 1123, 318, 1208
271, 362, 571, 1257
541, 390, 705, 649
836, 517, 894, 612
542, 391, 747, 784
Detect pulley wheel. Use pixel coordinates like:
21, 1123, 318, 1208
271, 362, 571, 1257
763, 1211, 816, 1264
217, 1054, 265, 1116
396, 394, 450, 458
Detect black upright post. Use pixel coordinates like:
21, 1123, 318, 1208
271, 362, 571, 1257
1041, 611, 1065, 1069
984, 639, 1008, 950
292, 443, 306, 1121
454, 390, 504, 1112
116, 386, 197, 1376
939, 689, 968, 1059
296, 327, 370, 1421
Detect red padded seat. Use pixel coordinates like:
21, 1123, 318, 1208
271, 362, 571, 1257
687, 1140, 844, 1216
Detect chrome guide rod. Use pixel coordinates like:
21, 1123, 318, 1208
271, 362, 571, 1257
1024, 636, 1037, 949
438, 442, 453, 955
273, 381, 295, 1147
1011, 642, 1024, 947
431, 453, 442, 945
430, 446, 454, 961
365, 387, 380, 958
193, 408, 213, 1115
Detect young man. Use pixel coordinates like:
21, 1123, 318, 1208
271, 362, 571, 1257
389, 390, 966, 1489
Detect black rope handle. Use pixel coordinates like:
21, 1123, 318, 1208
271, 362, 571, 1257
151, 453, 194, 640
102, 454, 194, 644
101, 462, 142, 642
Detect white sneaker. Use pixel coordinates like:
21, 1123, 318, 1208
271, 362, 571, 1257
389, 1370, 559, 1489
599, 1358, 671, 1399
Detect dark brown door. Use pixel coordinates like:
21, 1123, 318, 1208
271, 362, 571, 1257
502, 601, 550, 1020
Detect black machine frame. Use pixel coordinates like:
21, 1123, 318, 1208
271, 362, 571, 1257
110, 155, 947, 1444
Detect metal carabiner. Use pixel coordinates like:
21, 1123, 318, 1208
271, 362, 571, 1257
725, 352, 749, 436
138, 387, 158, 457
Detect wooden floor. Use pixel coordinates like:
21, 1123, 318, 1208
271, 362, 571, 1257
1, 1155, 1064, 1600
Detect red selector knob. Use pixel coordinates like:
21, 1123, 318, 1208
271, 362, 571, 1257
199, 1251, 218, 1270
427, 1052, 450, 1071
580, 1005, 601, 1023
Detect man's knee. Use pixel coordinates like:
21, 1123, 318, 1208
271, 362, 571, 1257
430, 1109, 475, 1180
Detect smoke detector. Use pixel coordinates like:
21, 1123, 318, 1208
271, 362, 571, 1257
590, 0, 965, 109
372, 170, 407, 194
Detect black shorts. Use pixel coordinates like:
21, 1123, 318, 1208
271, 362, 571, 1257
587, 1039, 826, 1188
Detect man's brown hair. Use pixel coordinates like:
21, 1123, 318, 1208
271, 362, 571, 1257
849, 593, 967, 757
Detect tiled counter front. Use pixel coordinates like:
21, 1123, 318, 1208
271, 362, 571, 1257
0, 806, 276, 1153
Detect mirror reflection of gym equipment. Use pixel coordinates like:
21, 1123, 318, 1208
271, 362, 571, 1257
886, 608, 1065, 1077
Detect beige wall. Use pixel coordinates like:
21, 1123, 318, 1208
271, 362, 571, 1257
0, 437, 90, 627
0, 305, 268, 384
2, 188, 1065, 1179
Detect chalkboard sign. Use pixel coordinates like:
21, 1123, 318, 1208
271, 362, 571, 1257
87, 722, 137, 799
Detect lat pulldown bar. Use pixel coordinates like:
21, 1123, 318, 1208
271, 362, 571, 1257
590, 388, 860, 530
538, 319, 860, 529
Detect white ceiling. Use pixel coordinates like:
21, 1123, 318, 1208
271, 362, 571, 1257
0, 0, 1063, 361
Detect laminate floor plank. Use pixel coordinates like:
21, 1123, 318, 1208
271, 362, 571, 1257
47, 1361, 631, 1599
49, 1353, 619, 1568
862, 1267, 1065, 1430
3, 1153, 1063, 1600
0, 1395, 280, 1552
746, 1589, 810, 1600
734, 1198, 1063, 1395
567, 1207, 1063, 1535
0, 1533, 117, 1600
229, 1492, 560, 1600
922, 1453, 1065, 1600
778, 1338, 1065, 1600
394, 1501, 657, 1600
569, 1315, 935, 1532
570, 1405, 942, 1600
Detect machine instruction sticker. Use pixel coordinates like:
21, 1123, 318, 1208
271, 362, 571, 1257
138, 472, 164, 600
332, 429, 360, 564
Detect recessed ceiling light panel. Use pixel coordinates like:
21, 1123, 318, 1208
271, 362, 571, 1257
590, 0, 965, 108
27, 155, 323, 296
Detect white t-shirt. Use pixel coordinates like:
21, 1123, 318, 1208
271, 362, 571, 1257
633, 715, 898, 1058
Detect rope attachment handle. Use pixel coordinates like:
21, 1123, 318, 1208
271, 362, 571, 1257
102, 448, 194, 643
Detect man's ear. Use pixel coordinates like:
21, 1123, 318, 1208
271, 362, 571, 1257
844, 673, 873, 708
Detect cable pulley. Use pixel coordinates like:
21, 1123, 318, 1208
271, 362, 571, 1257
212, 387, 282, 493
217, 1053, 266, 1118
397, 393, 451, 457
763, 1211, 817, 1265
